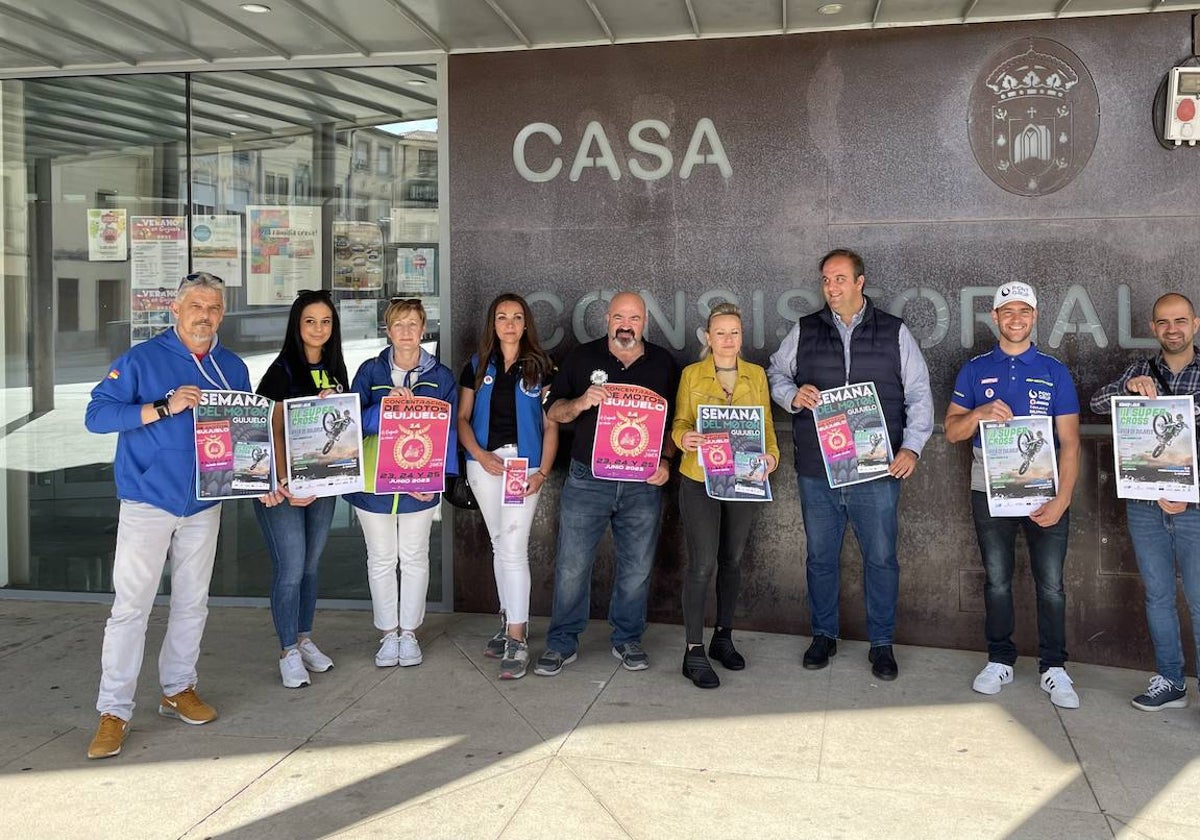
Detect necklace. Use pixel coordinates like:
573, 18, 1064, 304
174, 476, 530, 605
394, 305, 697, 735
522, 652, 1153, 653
713, 363, 737, 372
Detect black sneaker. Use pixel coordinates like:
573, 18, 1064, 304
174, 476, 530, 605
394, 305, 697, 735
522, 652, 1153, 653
682, 647, 720, 689
612, 642, 650, 671
708, 630, 746, 671
484, 614, 507, 659
533, 649, 576, 677
803, 635, 837, 670
868, 644, 898, 681
1131, 675, 1188, 711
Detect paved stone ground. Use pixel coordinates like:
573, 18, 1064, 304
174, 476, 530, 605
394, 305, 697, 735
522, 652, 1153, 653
1, 601, 1198, 839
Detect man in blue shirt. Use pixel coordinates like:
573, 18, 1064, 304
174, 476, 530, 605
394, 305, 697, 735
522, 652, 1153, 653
944, 281, 1081, 708
1090, 292, 1200, 712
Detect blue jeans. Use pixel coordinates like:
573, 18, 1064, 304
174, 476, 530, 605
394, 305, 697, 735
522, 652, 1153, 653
253, 496, 336, 650
970, 491, 1069, 670
797, 475, 901, 646
1126, 500, 1200, 685
544, 460, 663, 655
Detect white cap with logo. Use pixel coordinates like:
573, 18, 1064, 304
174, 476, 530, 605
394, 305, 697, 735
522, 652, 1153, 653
993, 281, 1037, 310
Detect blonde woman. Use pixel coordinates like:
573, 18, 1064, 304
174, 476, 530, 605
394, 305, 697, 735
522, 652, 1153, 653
672, 303, 780, 688
345, 299, 458, 668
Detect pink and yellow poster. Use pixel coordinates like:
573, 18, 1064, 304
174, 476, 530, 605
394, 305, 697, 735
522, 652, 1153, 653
698, 432, 735, 476
590, 383, 667, 482
503, 457, 528, 506
195, 420, 234, 474
375, 396, 451, 494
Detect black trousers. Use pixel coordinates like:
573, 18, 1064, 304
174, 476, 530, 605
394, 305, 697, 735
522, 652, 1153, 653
679, 477, 762, 645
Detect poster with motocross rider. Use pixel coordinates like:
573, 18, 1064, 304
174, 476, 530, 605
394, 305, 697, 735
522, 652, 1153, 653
194, 390, 274, 500
284, 393, 365, 497
980, 415, 1059, 517
373, 395, 451, 494
1111, 396, 1199, 503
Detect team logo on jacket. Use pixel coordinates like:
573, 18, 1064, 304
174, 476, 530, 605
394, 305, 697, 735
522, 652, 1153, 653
968, 38, 1098, 196
107, 369, 120, 380
610, 412, 650, 457
394, 424, 434, 469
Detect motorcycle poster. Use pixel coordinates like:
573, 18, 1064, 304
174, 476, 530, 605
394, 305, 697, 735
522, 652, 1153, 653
812, 382, 893, 488
284, 393, 364, 497
1111, 396, 1199, 503
502, 457, 528, 507
980, 415, 1059, 517
590, 383, 668, 482
696, 405, 772, 502
374, 395, 451, 494
193, 390, 274, 500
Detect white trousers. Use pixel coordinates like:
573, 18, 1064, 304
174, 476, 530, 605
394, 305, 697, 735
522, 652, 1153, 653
96, 501, 221, 721
358, 506, 437, 632
467, 445, 540, 625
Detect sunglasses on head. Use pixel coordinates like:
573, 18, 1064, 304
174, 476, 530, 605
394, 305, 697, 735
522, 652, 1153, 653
297, 288, 334, 299
389, 296, 423, 305
179, 271, 225, 288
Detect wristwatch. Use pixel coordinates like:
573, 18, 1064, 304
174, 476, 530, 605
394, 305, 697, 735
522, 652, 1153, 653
153, 398, 171, 420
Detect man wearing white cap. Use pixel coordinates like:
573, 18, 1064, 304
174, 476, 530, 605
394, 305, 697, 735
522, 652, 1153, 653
943, 282, 1082, 708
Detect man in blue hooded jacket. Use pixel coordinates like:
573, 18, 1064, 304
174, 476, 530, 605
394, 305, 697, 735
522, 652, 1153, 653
84, 272, 251, 759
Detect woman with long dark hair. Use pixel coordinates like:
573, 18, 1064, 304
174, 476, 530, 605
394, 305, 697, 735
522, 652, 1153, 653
254, 288, 349, 688
457, 293, 558, 679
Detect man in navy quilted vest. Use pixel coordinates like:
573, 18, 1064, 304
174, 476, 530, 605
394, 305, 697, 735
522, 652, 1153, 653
767, 249, 933, 681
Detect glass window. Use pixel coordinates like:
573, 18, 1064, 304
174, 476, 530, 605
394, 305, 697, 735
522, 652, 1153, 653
0, 68, 444, 605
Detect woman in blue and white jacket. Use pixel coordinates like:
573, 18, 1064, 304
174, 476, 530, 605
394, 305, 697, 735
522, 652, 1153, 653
345, 298, 458, 669
457, 293, 557, 680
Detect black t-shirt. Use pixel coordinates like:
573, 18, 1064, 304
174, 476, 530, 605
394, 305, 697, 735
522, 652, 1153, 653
459, 356, 519, 449
546, 337, 681, 465
257, 359, 341, 401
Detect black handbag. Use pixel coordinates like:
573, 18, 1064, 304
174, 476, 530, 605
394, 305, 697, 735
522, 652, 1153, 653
443, 450, 479, 510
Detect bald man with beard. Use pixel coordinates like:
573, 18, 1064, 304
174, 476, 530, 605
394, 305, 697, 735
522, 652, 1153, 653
534, 293, 680, 677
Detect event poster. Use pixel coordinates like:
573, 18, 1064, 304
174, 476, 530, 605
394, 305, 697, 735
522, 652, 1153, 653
247, 205, 321, 305
191, 215, 243, 285
130, 288, 173, 345
130, 216, 187, 288
503, 457, 528, 507
812, 382, 893, 488
396, 247, 436, 296
193, 390, 274, 500
332, 221, 384, 291
87, 208, 127, 261
1111, 396, 1199, 503
284, 393, 364, 497
374, 396, 451, 494
696, 405, 772, 501
591, 383, 668, 481
980, 416, 1059, 517
697, 433, 735, 476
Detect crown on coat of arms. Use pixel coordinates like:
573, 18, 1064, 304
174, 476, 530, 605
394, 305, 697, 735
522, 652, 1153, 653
984, 47, 1079, 100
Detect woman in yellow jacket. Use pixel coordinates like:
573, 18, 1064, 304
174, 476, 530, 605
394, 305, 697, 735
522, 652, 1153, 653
672, 302, 780, 689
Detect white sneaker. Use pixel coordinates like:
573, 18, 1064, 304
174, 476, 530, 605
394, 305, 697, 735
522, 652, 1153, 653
972, 661, 1013, 695
298, 638, 334, 672
1040, 667, 1079, 709
398, 631, 423, 667
279, 648, 311, 689
376, 631, 400, 667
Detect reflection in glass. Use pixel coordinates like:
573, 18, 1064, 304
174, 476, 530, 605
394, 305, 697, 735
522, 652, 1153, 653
1, 66, 442, 602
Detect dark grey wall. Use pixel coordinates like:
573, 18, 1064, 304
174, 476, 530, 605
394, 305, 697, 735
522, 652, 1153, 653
447, 13, 1200, 670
